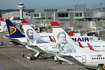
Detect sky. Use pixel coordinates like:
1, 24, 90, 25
0, 0, 105, 9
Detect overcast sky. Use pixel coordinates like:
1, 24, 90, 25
0, 0, 104, 9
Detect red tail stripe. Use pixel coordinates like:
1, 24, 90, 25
51, 22, 60, 26
0, 18, 4, 21
21, 20, 28, 24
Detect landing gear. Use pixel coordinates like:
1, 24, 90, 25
98, 64, 105, 70
103, 64, 105, 70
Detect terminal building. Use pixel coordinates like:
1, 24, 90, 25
1, 3, 105, 38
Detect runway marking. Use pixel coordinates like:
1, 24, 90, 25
0, 52, 34, 70
0, 63, 9, 70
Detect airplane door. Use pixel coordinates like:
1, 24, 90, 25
44, 45, 48, 51
82, 55, 86, 63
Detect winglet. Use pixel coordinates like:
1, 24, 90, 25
6, 16, 10, 19
21, 20, 28, 24
51, 22, 60, 26
87, 43, 94, 51
78, 42, 83, 48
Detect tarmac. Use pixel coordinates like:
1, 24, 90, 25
0, 34, 97, 70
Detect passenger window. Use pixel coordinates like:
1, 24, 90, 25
75, 13, 78, 17
102, 46, 105, 47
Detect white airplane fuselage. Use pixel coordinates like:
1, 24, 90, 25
70, 51, 105, 67
26, 42, 58, 53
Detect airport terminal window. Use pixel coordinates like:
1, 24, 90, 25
13, 17, 21, 20
75, 13, 78, 17
34, 14, 39, 17
75, 13, 82, 17
80, 13, 82, 17
77, 26, 82, 29
57, 12, 68, 18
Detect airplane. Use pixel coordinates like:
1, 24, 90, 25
5, 19, 27, 45
5, 19, 93, 63
50, 21, 105, 70
5, 19, 105, 69
6, 19, 105, 70
5, 19, 93, 64
0, 18, 7, 33
5, 19, 59, 59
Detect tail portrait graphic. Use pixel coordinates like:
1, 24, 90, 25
50, 22, 77, 54
56, 32, 76, 54
26, 29, 36, 44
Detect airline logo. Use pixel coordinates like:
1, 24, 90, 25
72, 37, 93, 42
97, 54, 102, 57
9, 26, 16, 35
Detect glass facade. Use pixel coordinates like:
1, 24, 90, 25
57, 12, 68, 18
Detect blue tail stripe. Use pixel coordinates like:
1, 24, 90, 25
5, 20, 25, 38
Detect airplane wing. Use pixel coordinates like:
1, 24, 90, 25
25, 45, 45, 53
56, 54, 83, 65
9, 38, 26, 45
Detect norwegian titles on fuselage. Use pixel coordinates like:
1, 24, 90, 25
71, 37, 93, 42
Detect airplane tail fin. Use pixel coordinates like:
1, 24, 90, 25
87, 43, 94, 51
5, 19, 25, 38
21, 20, 49, 45
51, 22, 91, 54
